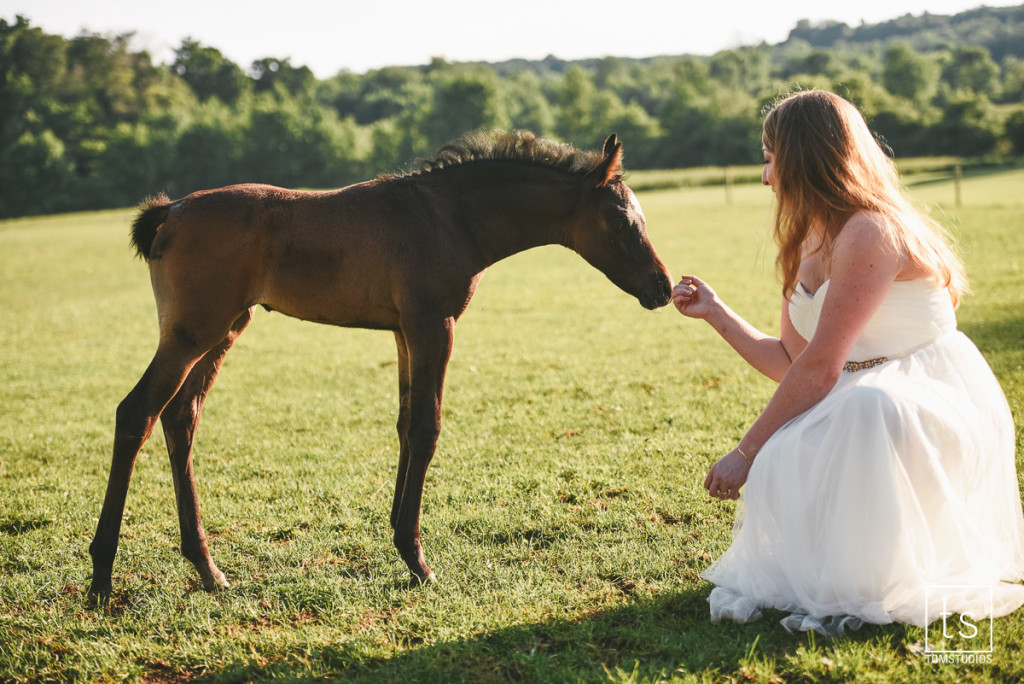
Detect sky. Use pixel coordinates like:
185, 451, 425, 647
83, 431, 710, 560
0, 0, 1009, 78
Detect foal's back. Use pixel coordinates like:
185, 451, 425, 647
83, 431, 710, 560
149, 181, 444, 332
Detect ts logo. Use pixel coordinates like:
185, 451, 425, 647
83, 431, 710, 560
925, 585, 994, 654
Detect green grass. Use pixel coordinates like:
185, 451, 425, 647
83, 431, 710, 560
1, 168, 1023, 682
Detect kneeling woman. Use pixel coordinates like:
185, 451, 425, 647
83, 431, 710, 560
672, 89, 1024, 635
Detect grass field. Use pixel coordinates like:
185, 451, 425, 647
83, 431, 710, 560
1, 167, 1023, 682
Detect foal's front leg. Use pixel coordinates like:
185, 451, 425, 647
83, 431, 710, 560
391, 318, 454, 583
390, 330, 412, 530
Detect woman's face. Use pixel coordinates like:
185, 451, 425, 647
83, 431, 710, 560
762, 147, 777, 193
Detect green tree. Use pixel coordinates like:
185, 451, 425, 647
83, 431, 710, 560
364, 69, 435, 164
789, 19, 853, 46
170, 98, 246, 194
555, 65, 598, 146
0, 128, 74, 215
833, 71, 897, 120
172, 38, 248, 105
241, 93, 364, 188
0, 16, 67, 146
425, 68, 510, 149
941, 46, 999, 96
710, 49, 771, 94
343, 66, 428, 124
782, 50, 841, 79
930, 91, 1001, 155
502, 71, 555, 136
868, 97, 938, 157
0, 17, 65, 93
554, 65, 661, 155
1005, 107, 1024, 153
591, 92, 661, 162
63, 33, 150, 122
367, 118, 405, 174
250, 57, 315, 98
88, 121, 176, 208
882, 43, 939, 102
1000, 55, 1024, 103
657, 73, 760, 168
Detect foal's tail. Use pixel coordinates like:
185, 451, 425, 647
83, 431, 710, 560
130, 193, 172, 261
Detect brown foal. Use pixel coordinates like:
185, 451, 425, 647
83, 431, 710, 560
88, 131, 672, 600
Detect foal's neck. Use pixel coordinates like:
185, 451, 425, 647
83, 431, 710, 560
428, 163, 580, 269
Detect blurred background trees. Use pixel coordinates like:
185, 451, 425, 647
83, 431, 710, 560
2, 5, 1024, 218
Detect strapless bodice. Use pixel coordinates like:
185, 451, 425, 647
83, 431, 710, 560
788, 278, 957, 362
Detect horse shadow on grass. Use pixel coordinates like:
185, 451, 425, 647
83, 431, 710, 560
206, 585, 921, 682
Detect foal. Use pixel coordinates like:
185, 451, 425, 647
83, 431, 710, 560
88, 131, 672, 599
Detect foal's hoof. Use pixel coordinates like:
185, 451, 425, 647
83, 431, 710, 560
409, 570, 437, 588
87, 578, 112, 606
199, 569, 230, 592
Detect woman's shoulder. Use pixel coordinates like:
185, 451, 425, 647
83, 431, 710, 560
833, 210, 902, 258
840, 210, 890, 237
834, 211, 930, 281
802, 212, 904, 291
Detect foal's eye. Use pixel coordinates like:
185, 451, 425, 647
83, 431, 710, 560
611, 219, 628, 233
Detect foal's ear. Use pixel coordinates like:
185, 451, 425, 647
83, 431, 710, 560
588, 133, 623, 188
602, 133, 619, 158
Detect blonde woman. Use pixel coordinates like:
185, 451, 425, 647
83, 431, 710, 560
673, 89, 1024, 634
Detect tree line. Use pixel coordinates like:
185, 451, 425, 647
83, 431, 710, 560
2, 7, 1024, 218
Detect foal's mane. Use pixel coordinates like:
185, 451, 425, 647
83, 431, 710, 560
383, 130, 612, 181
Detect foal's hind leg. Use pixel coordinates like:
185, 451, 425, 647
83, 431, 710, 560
160, 308, 253, 591
88, 339, 211, 601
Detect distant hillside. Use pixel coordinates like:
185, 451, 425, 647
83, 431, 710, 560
784, 4, 1024, 60
472, 4, 1024, 76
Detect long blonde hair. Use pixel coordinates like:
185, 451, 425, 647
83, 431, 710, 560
762, 89, 966, 306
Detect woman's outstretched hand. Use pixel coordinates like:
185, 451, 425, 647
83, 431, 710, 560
671, 276, 719, 319
674, 274, 755, 499
704, 449, 751, 500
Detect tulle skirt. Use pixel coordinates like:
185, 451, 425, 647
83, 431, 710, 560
702, 331, 1024, 636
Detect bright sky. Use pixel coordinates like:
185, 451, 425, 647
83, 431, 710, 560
0, 0, 1008, 78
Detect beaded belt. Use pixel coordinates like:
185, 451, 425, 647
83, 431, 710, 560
842, 357, 887, 372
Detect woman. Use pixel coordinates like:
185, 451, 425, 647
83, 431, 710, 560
673, 89, 1024, 635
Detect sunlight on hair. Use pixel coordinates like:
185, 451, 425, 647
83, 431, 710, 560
761, 89, 967, 306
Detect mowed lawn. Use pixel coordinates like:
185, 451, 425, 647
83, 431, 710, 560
1, 167, 1023, 682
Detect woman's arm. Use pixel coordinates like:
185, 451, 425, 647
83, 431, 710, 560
703, 214, 905, 500
672, 275, 806, 382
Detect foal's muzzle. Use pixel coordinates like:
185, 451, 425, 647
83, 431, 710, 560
638, 272, 672, 310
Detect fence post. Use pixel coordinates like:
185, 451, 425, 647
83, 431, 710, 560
954, 163, 962, 208
724, 166, 733, 205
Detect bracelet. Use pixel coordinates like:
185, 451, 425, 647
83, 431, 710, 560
737, 446, 753, 465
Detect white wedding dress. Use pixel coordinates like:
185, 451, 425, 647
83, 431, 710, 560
702, 277, 1024, 635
